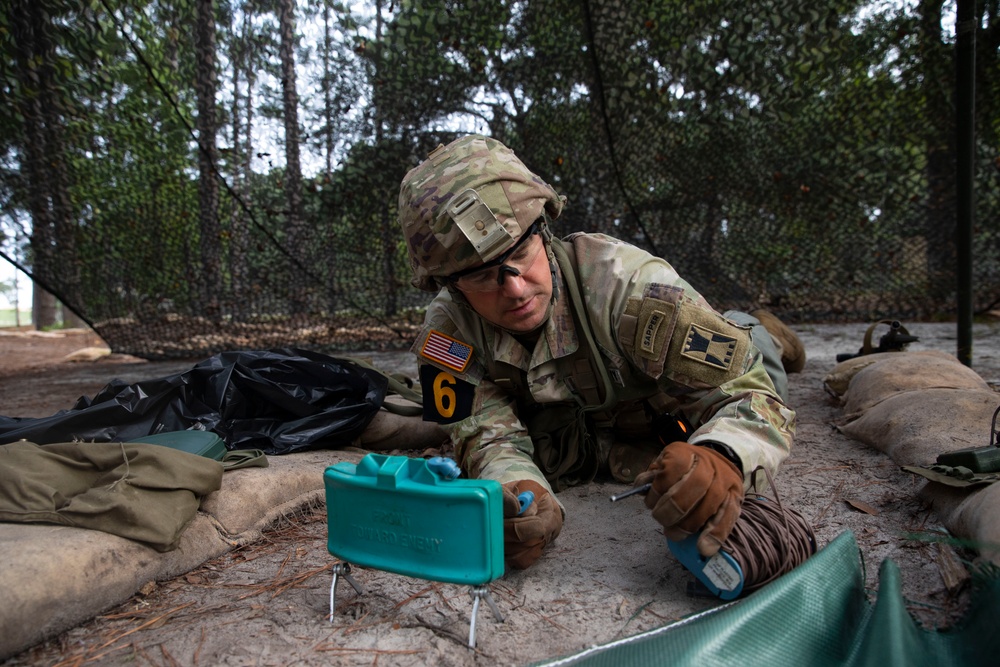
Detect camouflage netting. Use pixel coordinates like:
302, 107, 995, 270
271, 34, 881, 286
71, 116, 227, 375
1, 0, 998, 359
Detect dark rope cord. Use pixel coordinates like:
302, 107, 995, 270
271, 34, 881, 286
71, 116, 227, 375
724, 466, 817, 594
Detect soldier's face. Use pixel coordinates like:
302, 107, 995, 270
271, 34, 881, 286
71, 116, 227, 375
458, 235, 553, 332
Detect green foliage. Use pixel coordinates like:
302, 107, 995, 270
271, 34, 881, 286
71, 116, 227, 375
0, 0, 997, 356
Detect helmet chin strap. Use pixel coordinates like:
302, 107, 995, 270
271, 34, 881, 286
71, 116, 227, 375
542, 230, 560, 306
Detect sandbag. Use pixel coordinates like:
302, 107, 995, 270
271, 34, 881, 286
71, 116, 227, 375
917, 481, 1000, 566
0, 517, 231, 662
832, 351, 1000, 569
355, 395, 447, 451
823, 350, 983, 402
0, 448, 361, 661
838, 388, 1000, 467
823, 352, 898, 398
200, 449, 363, 538
840, 352, 989, 418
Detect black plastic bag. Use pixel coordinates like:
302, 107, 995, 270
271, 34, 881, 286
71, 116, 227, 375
0, 349, 388, 455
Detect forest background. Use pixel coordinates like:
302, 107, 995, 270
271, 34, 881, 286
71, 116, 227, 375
1, 0, 998, 359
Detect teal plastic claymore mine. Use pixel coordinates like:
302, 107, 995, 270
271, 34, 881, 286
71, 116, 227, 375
324, 454, 505, 585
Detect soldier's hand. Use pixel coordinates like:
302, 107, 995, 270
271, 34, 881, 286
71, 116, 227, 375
501, 480, 562, 569
634, 441, 743, 557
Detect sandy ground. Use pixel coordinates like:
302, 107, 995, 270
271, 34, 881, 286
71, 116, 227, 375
1, 320, 999, 666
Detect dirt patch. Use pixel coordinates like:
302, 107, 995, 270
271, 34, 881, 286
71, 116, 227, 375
0, 328, 196, 417
2, 321, 999, 666
0, 328, 111, 377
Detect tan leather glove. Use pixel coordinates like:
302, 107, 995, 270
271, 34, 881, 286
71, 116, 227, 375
634, 441, 743, 557
501, 480, 563, 569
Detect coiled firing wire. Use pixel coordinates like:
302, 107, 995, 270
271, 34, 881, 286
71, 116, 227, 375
724, 466, 817, 594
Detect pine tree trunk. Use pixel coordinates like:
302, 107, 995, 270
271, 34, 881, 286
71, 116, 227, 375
279, 0, 307, 314
195, 0, 222, 316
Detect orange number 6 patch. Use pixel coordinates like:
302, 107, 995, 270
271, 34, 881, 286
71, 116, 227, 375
433, 371, 457, 419
420, 365, 474, 424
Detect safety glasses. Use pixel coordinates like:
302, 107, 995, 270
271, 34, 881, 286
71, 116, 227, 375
448, 225, 544, 293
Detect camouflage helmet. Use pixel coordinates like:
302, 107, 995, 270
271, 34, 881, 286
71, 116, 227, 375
399, 134, 564, 291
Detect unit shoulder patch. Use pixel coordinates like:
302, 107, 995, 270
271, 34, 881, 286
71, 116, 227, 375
681, 323, 739, 370
618, 285, 685, 379
635, 299, 676, 361
669, 306, 751, 385
419, 364, 475, 424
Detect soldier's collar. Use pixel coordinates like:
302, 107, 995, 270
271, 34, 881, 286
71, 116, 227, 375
533, 257, 579, 365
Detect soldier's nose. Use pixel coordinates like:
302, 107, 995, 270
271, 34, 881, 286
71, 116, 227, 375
498, 273, 527, 297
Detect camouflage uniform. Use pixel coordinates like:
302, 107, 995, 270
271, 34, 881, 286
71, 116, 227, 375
401, 136, 795, 502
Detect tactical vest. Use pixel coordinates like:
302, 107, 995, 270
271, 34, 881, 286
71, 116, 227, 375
483, 239, 670, 490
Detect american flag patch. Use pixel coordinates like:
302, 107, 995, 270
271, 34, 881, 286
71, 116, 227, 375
420, 330, 473, 373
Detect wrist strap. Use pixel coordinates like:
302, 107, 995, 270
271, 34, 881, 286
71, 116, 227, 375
697, 441, 743, 474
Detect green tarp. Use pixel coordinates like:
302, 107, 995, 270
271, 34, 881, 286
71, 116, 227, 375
536, 531, 998, 667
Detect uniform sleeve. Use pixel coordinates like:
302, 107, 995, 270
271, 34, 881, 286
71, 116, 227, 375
412, 292, 557, 498
676, 346, 795, 485
572, 233, 795, 485
436, 376, 557, 496
628, 289, 794, 484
